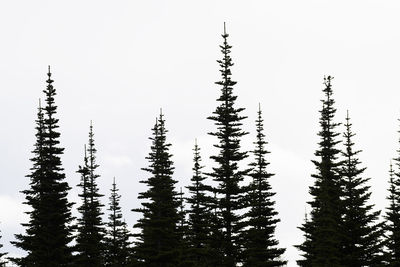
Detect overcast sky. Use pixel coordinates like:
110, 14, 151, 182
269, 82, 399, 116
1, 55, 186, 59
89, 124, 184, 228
2, 1, 400, 265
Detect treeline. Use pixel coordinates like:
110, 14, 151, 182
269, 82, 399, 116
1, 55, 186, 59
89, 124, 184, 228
1, 27, 400, 267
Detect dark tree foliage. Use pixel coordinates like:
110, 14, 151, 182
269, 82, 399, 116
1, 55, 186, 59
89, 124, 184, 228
185, 141, 215, 266
340, 111, 384, 266
132, 112, 180, 267
12, 67, 74, 267
0, 229, 7, 267
75, 122, 105, 266
177, 188, 191, 266
207, 23, 249, 267
385, 127, 400, 265
241, 105, 286, 267
104, 178, 132, 267
296, 76, 343, 266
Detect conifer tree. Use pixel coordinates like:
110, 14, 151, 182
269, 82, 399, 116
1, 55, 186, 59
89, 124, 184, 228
12, 67, 74, 266
133, 111, 180, 266
241, 105, 286, 267
296, 76, 343, 266
340, 111, 384, 266
385, 132, 400, 265
75, 145, 91, 265
75, 122, 105, 266
177, 188, 190, 266
207, 23, 249, 267
186, 141, 214, 266
104, 178, 131, 267
207, 192, 225, 266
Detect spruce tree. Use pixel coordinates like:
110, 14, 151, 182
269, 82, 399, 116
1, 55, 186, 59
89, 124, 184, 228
340, 111, 384, 266
207, 23, 248, 267
75, 122, 105, 266
132, 111, 180, 266
186, 141, 214, 266
385, 136, 400, 265
104, 178, 131, 267
296, 76, 343, 266
12, 67, 74, 267
241, 105, 286, 267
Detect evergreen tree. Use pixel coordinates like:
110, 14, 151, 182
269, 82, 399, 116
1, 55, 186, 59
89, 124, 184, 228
104, 178, 131, 267
385, 130, 400, 265
340, 111, 384, 266
177, 188, 190, 266
186, 141, 214, 266
207, 192, 225, 266
74, 122, 105, 266
12, 67, 74, 267
207, 23, 249, 267
132, 111, 180, 266
296, 76, 343, 266
241, 105, 286, 267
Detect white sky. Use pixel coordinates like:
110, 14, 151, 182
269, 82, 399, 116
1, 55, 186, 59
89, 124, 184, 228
1, 1, 400, 266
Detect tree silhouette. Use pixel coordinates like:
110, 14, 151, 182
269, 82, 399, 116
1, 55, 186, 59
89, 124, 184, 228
207, 23, 249, 267
340, 111, 384, 266
133, 111, 180, 266
12, 67, 74, 266
297, 76, 343, 266
74, 122, 105, 266
104, 178, 131, 266
241, 105, 286, 266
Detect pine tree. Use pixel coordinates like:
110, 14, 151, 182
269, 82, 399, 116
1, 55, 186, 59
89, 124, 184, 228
104, 178, 131, 267
340, 111, 384, 266
385, 128, 400, 265
186, 141, 214, 266
207, 23, 249, 267
133, 111, 180, 266
75, 122, 105, 266
241, 105, 286, 267
296, 76, 343, 266
12, 67, 74, 267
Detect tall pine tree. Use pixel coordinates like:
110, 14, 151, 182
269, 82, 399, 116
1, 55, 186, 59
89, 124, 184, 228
186, 141, 214, 266
12, 67, 74, 266
133, 111, 180, 266
75, 122, 105, 266
340, 111, 384, 266
104, 178, 131, 267
296, 76, 343, 266
241, 105, 286, 267
385, 125, 400, 265
207, 23, 249, 267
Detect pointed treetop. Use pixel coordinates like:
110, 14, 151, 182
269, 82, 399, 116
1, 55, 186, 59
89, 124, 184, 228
39, 98, 42, 109
46, 65, 54, 84
222, 22, 229, 38
113, 176, 116, 185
